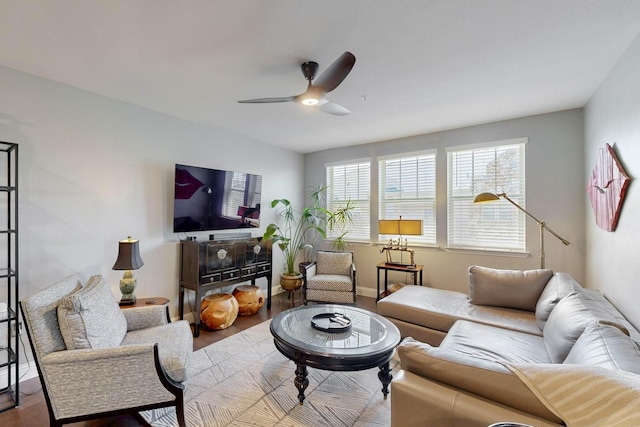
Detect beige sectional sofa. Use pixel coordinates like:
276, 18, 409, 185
377, 266, 640, 427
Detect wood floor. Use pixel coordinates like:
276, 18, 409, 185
0, 294, 378, 427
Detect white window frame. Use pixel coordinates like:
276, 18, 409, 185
325, 159, 371, 242
447, 138, 527, 252
378, 150, 437, 246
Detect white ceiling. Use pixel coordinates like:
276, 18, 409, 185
1, 1, 640, 154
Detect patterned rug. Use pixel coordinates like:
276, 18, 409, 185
141, 320, 398, 427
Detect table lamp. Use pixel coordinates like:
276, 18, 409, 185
473, 192, 569, 268
112, 236, 144, 306
379, 216, 423, 248
379, 216, 423, 265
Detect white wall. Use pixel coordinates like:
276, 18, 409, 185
305, 109, 585, 296
584, 33, 640, 328
0, 65, 304, 351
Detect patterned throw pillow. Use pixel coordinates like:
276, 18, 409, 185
57, 275, 127, 349
316, 251, 353, 276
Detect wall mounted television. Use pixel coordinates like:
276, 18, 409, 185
173, 163, 262, 233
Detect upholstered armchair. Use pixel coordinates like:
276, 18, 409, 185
20, 274, 192, 427
303, 251, 356, 304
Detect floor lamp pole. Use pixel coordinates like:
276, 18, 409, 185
496, 193, 570, 269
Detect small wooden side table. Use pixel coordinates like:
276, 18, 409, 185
376, 263, 423, 301
120, 297, 170, 322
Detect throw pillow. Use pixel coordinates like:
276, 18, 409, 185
534, 272, 582, 329
468, 265, 553, 311
543, 291, 628, 363
57, 275, 127, 350
316, 251, 353, 276
563, 321, 640, 374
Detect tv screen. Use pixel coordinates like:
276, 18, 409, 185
173, 164, 262, 233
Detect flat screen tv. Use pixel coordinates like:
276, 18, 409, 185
173, 164, 262, 233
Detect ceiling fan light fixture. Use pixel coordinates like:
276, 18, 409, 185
302, 97, 319, 106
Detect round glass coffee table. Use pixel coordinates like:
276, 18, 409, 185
270, 304, 401, 405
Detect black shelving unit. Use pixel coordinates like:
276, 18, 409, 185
0, 142, 18, 412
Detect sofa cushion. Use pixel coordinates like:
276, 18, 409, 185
377, 285, 542, 337
306, 274, 353, 291
535, 272, 582, 329
315, 251, 352, 276
564, 321, 640, 374
468, 265, 553, 311
57, 275, 127, 350
398, 337, 561, 423
441, 320, 551, 364
543, 291, 628, 363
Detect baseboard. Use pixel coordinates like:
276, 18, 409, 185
357, 287, 378, 299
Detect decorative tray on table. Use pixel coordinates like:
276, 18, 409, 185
311, 312, 352, 332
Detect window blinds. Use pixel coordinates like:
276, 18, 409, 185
447, 140, 526, 251
326, 160, 371, 241
378, 152, 436, 245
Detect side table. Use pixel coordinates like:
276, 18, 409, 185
376, 263, 423, 301
120, 297, 170, 322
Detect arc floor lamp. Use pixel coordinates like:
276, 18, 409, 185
473, 192, 569, 268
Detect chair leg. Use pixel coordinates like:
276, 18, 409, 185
176, 399, 186, 427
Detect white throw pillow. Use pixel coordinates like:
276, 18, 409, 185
57, 275, 127, 349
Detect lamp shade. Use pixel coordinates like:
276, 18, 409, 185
473, 192, 501, 203
379, 220, 400, 235
112, 237, 144, 270
379, 218, 423, 235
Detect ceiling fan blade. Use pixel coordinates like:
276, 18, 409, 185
237, 96, 295, 104
313, 52, 356, 93
318, 100, 351, 116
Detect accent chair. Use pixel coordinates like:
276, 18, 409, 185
20, 274, 192, 427
303, 250, 356, 304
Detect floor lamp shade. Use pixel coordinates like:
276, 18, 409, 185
113, 236, 144, 305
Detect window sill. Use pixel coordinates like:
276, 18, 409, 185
443, 247, 530, 258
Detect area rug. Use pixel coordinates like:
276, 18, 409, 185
141, 320, 398, 427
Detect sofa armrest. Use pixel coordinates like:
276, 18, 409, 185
122, 305, 168, 331
41, 345, 179, 419
398, 337, 561, 423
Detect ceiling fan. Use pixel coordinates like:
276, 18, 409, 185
238, 51, 356, 116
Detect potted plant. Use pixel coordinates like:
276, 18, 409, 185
263, 185, 354, 291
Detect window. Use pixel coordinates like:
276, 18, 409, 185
447, 139, 526, 251
326, 160, 371, 241
378, 151, 436, 245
